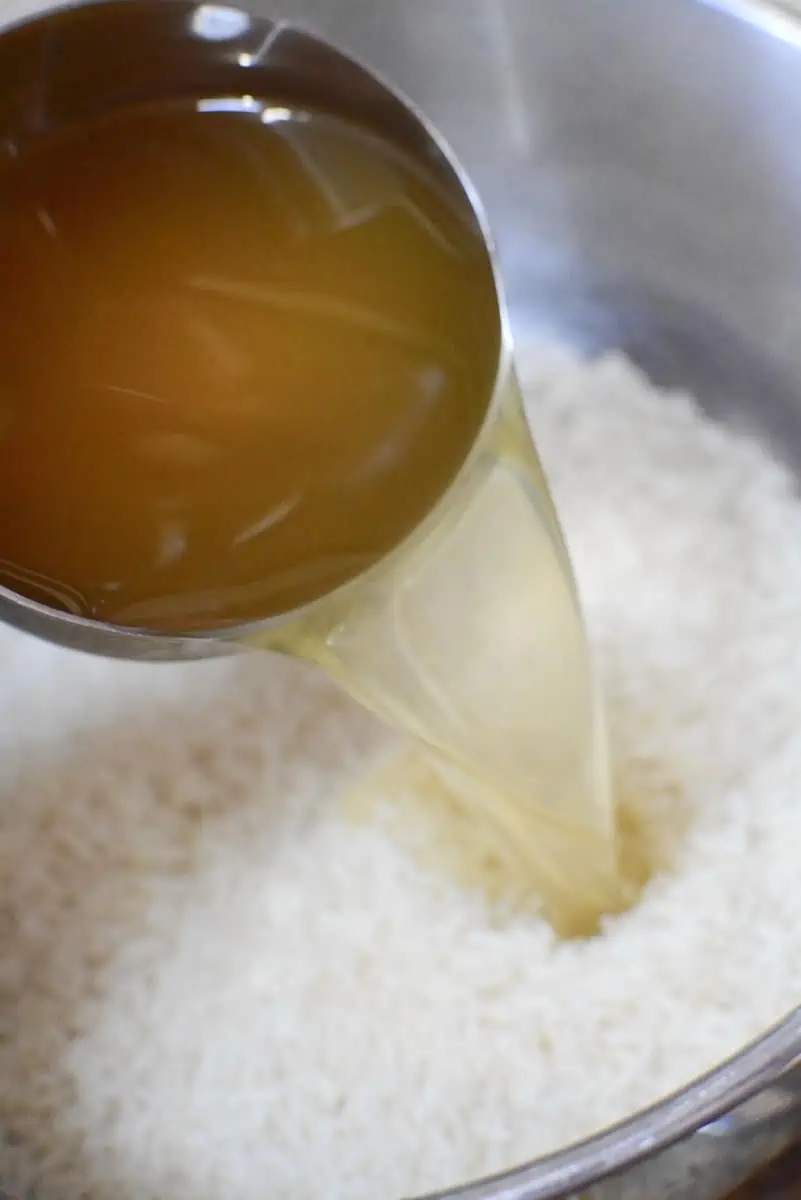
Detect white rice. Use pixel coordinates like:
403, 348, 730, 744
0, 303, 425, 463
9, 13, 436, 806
2, 342, 801, 1200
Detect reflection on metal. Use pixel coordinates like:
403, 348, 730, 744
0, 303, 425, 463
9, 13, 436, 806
700, 0, 801, 50
237, 21, 291, 69
189, 4, 250, 41
196, 95, 260, 113
481, 1, 529, 155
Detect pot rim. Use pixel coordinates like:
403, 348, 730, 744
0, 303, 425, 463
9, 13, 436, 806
429, 1007, 801, 1199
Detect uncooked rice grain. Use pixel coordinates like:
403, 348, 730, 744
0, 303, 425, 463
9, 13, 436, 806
1, 341, 801, 1200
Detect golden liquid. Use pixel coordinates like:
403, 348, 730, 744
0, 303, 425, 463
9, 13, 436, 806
0, 92, 631, 932
0, 98, 498, 629
328, 390, 648, 937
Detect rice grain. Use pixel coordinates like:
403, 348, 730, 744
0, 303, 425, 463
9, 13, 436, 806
0, 344, 800, 1199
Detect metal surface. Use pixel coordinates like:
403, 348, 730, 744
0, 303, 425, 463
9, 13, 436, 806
285, 0, 801, 465
2, 0, 801, 1196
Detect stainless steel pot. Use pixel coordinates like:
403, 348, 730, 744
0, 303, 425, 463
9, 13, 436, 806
3, 0, 801, 1196
278, 1, 801, 1195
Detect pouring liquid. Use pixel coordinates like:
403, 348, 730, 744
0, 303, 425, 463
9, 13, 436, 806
0, 94, 633, 933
